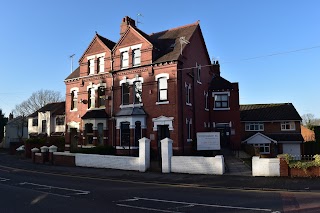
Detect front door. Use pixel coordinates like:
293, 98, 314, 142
215, 125, 230, 148
157, 125, 170, 161
70, 128, 78, 151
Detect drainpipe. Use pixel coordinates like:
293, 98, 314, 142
178, 62, 184, 155
111, 71, 115, 148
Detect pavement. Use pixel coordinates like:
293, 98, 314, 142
1, 150, 320, 193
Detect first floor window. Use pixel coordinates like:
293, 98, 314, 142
245, 122, 264, 131
214, 94, 229, 108
88, 88, 92, 109
122, 83, 130, 105
281, 122, 295, 131
56, 116, 65, 126
32, 118, 38, 126
71, 90, 78, 110
254, 144, 270, 154
133, 81, 142, 104
158, 77, 168, 101
185, 83, 191, 105
120, 122, 130, 146
98, 86, 105, 107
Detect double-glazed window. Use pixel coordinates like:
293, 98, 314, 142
120, 51, 129, 69
132, 49, 141, 66
158, 77, 168, 102
214, 94, 229, 108
254, 144, 270, 154
281, 122, 295, 131
121, 83, 130, 105
56, 116, 65, 126
245, 122, 264, 131
98, 86, 105, 107
120, 122, 130, 146
71, 90, 78, 110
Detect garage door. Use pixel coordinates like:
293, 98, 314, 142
283, 144, 301, 159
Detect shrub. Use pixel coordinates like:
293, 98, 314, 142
72, 145, 116, 155
287, 154, 320, 172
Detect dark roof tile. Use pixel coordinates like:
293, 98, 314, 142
65, 67, 80, 80
82, 109, 109, 119
28, 102, 65, 117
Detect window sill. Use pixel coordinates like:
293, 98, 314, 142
197, 81, 202, 84
187, 139, 193, 142
156, 101, 169, 105
121, 67, 129, 70
70, 109, 78, 112
186, 103, 192, 106
205, 108, 209, 111
245, 130, 264, 132
213, 108, 230, 111
281, 129, 296, 131
120, 103, 143, 108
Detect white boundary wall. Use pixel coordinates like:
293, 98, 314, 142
252, 156, 280, 176
161, 138, 225, 175
75, 137, 150, 172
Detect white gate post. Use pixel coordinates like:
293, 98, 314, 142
161, 138, 173, 173
139, 137, 150, 172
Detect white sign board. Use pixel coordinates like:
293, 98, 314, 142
197, 132, 220, 150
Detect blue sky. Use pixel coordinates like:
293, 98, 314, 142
0, 0, 319, 118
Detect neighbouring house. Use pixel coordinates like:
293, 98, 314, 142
240, 103, 304, 158
301, 125, 315, 142
64, 16, 240, 165
2, 113, 28, 148
28, 102, 66, 138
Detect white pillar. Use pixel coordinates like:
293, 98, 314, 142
161, 138, 173, 173
139, 137, 150, 172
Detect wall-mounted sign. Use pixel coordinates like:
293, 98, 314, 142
197, 132, 220, 150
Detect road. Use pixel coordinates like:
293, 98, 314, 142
0, 164, 319, 213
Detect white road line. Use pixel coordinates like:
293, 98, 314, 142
0, 177, 10, 182
18, 182, 90, 195
133, 197, 274, 212
116, 204, 182, 213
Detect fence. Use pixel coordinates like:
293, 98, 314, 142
290, 155, 315, 161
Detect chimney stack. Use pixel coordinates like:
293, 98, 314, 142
120, 16, 136, 37
9, 113, 13, 121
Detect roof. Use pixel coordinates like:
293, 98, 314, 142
81, 109, 109, 119
28, 102, 65, 117
209, 75, 233, 91
240, 103, 302, 122
149, 22, 199, 63
96, 34, 116, 50
115, 107, 147, 117
65, 66, 80, 80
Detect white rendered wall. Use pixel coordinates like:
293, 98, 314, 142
252, 156, 280, 176
171, 156, 225, 175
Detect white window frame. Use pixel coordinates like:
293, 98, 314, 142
245, 122, 264, 131
97, 56, 104, 73
281, 121, 296, 131
254, 143, 270, 154
185, 82, 191, 106
120, 51, 129, 69
213, 92, 230, 110
88, 58, 95, 75
132, 48, 141, 66
155, 73, 169, 104
204, 91, 209, 111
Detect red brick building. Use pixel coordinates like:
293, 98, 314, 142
64, 16, 241, 159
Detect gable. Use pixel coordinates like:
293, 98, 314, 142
86, 38, 107, 55
244, 133, 277, 144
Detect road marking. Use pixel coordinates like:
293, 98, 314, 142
0, 177, 10, 182
116, 204, 182, 213
18, 182, 90, 195
130, 197, 274, 212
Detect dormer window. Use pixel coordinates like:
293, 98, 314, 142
121, 51, 129, 69
132, 48, 141, 66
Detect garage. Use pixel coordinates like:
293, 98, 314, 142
282, 143, 301, 159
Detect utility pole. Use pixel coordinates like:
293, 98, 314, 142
69, 54, 75, 73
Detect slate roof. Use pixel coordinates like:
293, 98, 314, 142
115, 107, 147, 117
97, 34, 116, 50
28, 102, 65, 118
82, 109, 109, 119
65, 67, 80, 80
240, 103, 302, 122
209, 75, 233, 91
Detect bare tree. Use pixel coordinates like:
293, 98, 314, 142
302, 113, 320, 130
13, 90, 64, 116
